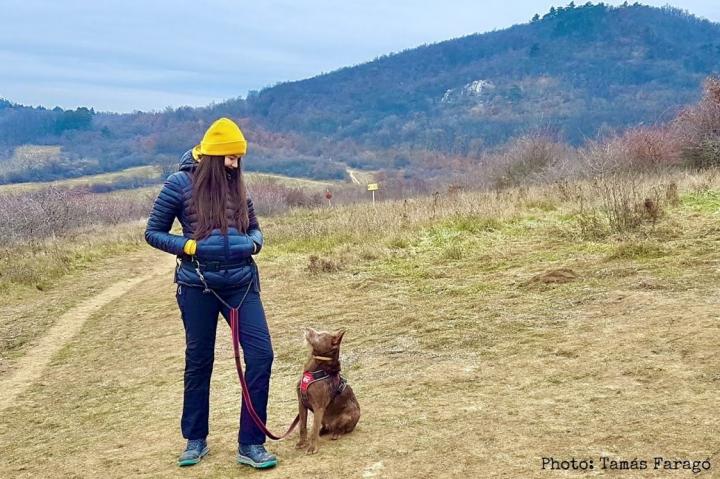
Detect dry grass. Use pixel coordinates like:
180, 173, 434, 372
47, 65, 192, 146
0, 220, 150, 288
261, 169, 720, 255
0, 170, 719, 477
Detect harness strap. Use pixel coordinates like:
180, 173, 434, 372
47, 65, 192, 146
298, 370, 348, 411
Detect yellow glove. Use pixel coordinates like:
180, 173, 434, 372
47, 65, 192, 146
183, 239, 197, 255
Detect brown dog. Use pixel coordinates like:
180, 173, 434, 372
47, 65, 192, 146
296, 328, 360, 454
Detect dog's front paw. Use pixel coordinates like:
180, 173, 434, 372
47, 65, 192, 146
295, 440, 308, 450
305, 444, 319, 455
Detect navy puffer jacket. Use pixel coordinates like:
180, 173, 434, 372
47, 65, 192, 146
145, 150, 263, 290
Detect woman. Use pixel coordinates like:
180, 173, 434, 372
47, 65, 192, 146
145, 117, 277, 469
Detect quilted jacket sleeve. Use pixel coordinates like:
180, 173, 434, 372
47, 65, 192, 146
145, 173, 188, 255
247, 195, 263, 254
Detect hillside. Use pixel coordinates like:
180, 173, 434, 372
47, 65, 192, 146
248, 3, 720, 153
1, 3, 719, 183
1, 171, 719, 477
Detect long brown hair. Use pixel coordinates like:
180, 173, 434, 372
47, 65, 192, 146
191, 155, 249, 239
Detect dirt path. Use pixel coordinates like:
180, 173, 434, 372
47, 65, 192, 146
0, 254, 175, 411
347, 168, 361, 185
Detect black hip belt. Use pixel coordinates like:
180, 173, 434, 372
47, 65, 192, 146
180, 257, 253, 272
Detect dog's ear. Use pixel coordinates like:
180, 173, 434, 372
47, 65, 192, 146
332, 329, 346, 346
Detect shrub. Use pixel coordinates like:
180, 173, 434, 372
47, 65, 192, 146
587, 173, 665, 233
246, 178, 294, 216
665, 181, 680, 207
682, 138, 720, 169
575, 210, 610, 240
675, 76, 720, 168
621, 126, 682, 170
285, 188, 322, 208
0, 186, 153, 244
307, 254, 342, 274
489, 134, 569, 188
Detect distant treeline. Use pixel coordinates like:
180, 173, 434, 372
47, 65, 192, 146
0, 102, 346, 184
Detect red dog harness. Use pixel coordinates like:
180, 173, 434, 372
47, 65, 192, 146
299, 370, 348, 411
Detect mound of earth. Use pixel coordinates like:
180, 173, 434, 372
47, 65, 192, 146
529, 268, 579, 284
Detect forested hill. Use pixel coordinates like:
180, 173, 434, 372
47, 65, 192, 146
1, 3, 719, 183
246, 3, 720, 152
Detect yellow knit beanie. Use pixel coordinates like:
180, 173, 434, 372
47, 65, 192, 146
192, 117, 247, 159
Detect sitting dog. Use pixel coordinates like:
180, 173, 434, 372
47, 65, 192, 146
296, 328, 360, 454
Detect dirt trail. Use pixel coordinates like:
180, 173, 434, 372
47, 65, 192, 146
347, 168, 361, 185
0, 254, 175, 411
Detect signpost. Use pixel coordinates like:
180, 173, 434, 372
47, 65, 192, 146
367, 183, 379, 205
325, 190, 333, 207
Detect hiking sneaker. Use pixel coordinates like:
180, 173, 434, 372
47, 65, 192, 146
237, 444, 278, 469
177, 438, 209, 467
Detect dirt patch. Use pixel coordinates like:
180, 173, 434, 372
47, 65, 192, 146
528, 268, 578, 284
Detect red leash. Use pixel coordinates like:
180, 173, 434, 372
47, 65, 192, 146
191, 257, 299, 440
229, 306, 299, 440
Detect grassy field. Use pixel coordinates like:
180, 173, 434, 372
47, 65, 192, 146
0, 164, 346, 195
246, 171, 342, 191
0, 165, 164, 194
0, 171, 719, 477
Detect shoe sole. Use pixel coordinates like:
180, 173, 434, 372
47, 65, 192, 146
237, 454, 278, 469
177, 446, 209, 467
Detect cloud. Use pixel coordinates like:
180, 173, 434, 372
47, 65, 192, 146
1, 0, 718, 112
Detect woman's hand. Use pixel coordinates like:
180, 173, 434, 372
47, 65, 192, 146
183, 239, 197, 256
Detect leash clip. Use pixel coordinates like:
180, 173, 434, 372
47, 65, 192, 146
191, 257, 212, 294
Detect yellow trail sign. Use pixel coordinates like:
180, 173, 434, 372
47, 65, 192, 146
367, 183, 379, 191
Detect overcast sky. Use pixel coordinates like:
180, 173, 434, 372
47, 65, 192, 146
1, 0, 718, 113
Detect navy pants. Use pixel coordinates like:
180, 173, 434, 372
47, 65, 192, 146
175, 283, 273, 445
